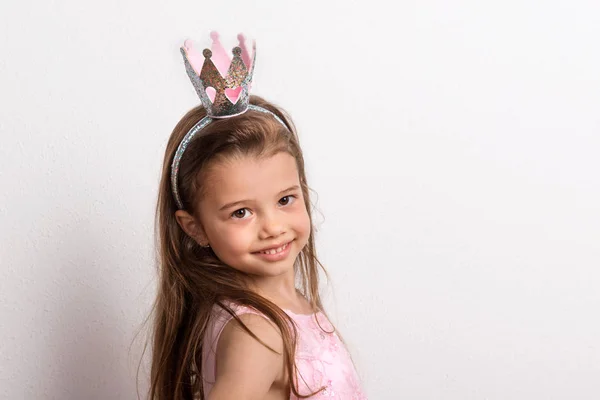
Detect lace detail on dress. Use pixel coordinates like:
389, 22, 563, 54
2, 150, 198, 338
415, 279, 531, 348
288, 311, 368, 400
201, 302, 368, 399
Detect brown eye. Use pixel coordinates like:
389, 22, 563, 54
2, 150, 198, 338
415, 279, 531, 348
231, 209, 249, 219
279, 195, 296, 206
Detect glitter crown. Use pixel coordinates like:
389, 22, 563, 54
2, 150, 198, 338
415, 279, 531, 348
180, 31, 256, 118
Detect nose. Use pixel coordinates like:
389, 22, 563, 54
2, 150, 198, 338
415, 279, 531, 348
258, 210, 286, 240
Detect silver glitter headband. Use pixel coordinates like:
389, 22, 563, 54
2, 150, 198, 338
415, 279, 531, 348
171, 31, 288, 210
170, 105, 287, 209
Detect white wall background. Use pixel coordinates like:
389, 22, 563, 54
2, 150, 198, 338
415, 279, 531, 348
1, 0, 599, 399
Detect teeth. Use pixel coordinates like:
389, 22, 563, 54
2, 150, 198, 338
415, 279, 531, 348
261, 242, 287, 255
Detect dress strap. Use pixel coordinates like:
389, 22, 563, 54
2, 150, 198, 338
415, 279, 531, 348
201, 302, 270, 397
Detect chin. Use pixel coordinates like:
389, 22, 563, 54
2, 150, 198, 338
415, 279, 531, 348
258, 258, 296, 275
249, 255, 298, 277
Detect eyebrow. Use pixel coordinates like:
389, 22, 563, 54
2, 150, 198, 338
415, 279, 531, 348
219, 185, 300, 211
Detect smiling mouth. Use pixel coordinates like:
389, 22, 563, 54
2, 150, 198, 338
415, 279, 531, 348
253, 241, 291, 255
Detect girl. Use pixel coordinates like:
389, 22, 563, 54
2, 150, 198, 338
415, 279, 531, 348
147, 33, 367, 400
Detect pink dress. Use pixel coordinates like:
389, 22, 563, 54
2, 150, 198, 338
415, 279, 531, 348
201, 301, 368, 399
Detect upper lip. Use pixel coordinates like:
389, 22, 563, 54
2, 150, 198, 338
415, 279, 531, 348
254, 240, 292, 253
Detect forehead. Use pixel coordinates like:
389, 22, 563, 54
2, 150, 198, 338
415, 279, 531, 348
202, 152, 300, 205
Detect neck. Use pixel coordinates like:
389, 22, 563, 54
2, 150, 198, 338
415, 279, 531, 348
245, 268, 303, 309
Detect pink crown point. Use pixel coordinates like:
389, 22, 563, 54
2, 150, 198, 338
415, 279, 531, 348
237, 33, 253, 71
208, 31, 232, 78
182, 39, 204, 76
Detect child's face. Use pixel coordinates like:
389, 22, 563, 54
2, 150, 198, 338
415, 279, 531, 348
195, 151, 311, 279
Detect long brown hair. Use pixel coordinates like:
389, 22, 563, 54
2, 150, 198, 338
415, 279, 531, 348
144, 95, 342, 399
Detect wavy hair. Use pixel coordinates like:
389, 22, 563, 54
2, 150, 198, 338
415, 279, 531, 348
140, 95, 346, 399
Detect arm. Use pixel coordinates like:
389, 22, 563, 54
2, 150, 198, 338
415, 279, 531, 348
207, 313, 285, 400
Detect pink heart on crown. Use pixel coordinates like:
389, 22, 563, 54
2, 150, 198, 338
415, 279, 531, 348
205, 87, 216, 103
225, 87, 242, 104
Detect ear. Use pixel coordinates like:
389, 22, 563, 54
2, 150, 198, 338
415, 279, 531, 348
174, 210, 209, 246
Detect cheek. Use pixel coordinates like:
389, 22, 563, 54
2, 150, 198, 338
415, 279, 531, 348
217, 226, 251, 253
210, 229, 252, 266
294, 207, 312, 240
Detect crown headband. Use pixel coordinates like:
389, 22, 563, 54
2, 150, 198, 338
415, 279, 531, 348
171, 32, 288, 210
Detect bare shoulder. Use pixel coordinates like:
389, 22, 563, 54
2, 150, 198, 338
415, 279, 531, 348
208, 312, 285, 400
219, 312, 284, 356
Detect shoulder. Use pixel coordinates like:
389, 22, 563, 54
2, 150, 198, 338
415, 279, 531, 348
219, 310, 284, 355
209, 307, 285, 398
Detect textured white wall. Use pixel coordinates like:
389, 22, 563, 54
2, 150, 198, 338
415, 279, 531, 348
1, 0, 600, 399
